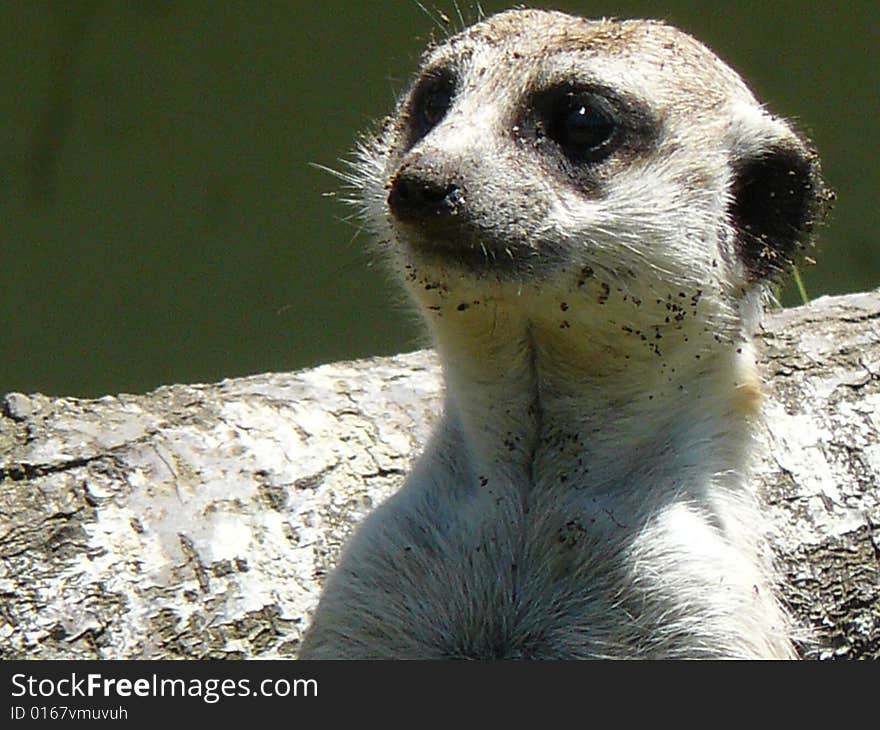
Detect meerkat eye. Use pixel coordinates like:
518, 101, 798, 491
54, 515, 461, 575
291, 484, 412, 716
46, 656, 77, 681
409, 72, 455, 144
546, 93, 617, 163
422, 84, 452, 126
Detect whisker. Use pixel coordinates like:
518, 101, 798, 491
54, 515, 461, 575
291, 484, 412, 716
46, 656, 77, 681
412, 0, 452, 38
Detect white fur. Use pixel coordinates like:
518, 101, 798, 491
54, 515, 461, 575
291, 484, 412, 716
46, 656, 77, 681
299, 9, 812, 659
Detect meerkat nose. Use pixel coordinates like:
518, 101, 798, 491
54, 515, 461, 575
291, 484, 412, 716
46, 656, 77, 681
388, 159, 464, 222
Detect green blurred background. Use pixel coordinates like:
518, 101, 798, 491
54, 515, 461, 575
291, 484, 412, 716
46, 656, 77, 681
1, 1, 877, 397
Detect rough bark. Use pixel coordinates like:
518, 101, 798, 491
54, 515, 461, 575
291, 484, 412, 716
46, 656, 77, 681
1, 289, 878, 660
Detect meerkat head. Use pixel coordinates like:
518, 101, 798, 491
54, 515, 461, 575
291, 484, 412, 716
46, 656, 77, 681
351, 9, 827, 357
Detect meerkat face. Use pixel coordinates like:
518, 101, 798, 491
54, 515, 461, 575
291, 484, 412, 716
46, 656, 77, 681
353, 9, 825, 340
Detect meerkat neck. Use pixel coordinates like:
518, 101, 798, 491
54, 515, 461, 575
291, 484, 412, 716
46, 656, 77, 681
430, 301, 762, 508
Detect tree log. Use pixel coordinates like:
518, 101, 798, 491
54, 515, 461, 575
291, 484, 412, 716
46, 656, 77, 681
1, 289, 878, 659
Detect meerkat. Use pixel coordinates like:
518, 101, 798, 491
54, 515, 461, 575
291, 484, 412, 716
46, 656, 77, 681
299, 8, 828, 659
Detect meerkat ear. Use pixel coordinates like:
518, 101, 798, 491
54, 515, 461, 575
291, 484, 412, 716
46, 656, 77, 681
728, 117, 830, 280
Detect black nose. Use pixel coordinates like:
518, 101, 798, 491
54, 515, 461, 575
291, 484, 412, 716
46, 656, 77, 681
387, 167, 463, 222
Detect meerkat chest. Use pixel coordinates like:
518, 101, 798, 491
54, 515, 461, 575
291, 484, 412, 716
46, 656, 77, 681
373, 395, 753, 659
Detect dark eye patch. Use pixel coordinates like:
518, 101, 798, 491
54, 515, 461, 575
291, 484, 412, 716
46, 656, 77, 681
521, 83, 659, 195
543, 90, 618, 163
406, 68, 456, 148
